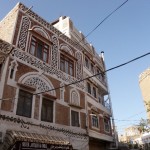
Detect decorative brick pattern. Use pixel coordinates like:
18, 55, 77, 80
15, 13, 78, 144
0, 39, 13, 54
11, 48, 84, 90
76, 51, 83, 80
18, 3, 84, 51
51, 35, 59, 68
17, 16, 31, 50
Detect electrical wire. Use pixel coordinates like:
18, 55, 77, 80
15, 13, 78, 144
114, 111, 146, 126
127, 111, 145, 119
75, 0, 128, 46
114, 119, 142, 122
114, 111, 146, 128
34, 52, 150, 95
59, 0, 128, 50
114, 112, 148, 133
33, 0, 130, 94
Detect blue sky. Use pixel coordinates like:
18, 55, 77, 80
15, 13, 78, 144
0, 0, 149, 134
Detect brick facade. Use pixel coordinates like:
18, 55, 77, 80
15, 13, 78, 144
0, 4, 18, 44
0, 2, 115, 150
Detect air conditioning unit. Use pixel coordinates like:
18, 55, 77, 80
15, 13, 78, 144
0, 132, 3, 143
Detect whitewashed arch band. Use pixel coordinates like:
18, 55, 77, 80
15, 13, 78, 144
31, 25, 50, 41
60, 44, 74, 56
18, 72, 56, 96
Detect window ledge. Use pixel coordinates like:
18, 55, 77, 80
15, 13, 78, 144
17, 83, 36, 91
68, 103, 83, 109
91, 126, 100, 131
43, 93, 57, 100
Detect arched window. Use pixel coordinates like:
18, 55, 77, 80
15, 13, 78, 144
60, 53, 74, 76
59, 44, 75, 77
28, 26, 51, 63
15, 72, 56, 121
9, 60, 18, 80
70, 90, 80, 106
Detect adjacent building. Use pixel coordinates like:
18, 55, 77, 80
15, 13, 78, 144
0, 3, 115, 150
119, 125, 141, 144
139, 68, 150, 120
125, 126, 141, 143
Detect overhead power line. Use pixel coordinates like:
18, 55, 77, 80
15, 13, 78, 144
34, 52, 150, 95
114, 119, 142, 122
126, 111, 145, 119
76, 0, 128, 46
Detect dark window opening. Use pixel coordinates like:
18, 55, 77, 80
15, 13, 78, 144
71, 110, 79, 127
16, 90, 32, 118
60, 54, 74, 76
29, 36, 49, 62
91, 63, 94, 73
85, 57, 89, 68
104, 118, 110, 132
10, 68, 14, 79
41, 98, 53, 122
87, 82, 91, 94
0, 64, 3, 76
93, 87, 97, 98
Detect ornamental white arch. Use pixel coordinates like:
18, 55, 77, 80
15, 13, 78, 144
60, 44, 74, 56
18, 72, 56, 96
70, 88, 80, 106
31, 25, 51, 41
